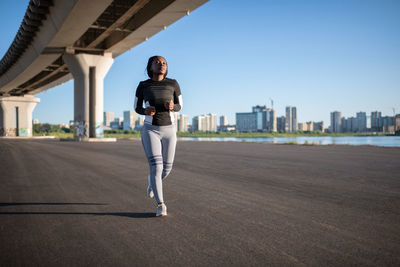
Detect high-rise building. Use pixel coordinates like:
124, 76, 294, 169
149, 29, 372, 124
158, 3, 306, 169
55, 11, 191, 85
177, 114, 188, 132
371, 111, 382, 132
396, 114, 400, 132
209, 114, 217, 132
285, 106, 297, 132
356, 112, 367, 132
104, 111, 115, 127
330, 111, 342, 133
192, 114, 216, 132
382, 116, 395, 133
341, 117, 357, 132
220, 115, 228, 127
236, 105, 276, 132
341, 117, 349, 132
350, 117, 358, 132
252, 105, 266, 131
341, 112, 366, 133
314, 121, 324, 132
269, 109, 277, 132
262, 108, 270, 131
192, 116, 200, 131
236, 112, 257, 132
277, 116, 286, 132
123, 110, 139, 130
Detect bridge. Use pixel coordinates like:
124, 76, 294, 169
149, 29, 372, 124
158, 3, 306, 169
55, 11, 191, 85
0, 0, 208, 139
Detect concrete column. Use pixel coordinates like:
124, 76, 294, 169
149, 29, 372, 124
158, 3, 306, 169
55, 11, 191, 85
63, 53, 113, 140
0, 95, 40, 137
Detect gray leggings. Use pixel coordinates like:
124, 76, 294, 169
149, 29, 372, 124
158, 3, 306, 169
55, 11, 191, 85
141, 123, 177, 204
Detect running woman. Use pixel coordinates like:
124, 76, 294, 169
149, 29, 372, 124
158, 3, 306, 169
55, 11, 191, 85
134, 56, 182, 217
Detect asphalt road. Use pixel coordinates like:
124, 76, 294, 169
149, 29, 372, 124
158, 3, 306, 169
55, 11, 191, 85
0, 139, 399, 266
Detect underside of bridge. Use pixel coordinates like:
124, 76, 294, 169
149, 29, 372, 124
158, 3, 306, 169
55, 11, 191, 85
0, 0, 208, 138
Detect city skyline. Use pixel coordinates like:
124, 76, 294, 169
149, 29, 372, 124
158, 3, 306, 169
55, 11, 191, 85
46, 105, 397, 132
32, 104, 399, 129
1, 0, 399, 126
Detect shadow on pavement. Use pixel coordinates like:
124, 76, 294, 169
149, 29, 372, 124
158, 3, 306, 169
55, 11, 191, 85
0, 211, 155, 218
0, 203, 155, 218
0, 202, 108, 207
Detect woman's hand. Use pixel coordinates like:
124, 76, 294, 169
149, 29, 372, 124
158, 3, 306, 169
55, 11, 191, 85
165, 100, 174, 111
145, 106, 156, 116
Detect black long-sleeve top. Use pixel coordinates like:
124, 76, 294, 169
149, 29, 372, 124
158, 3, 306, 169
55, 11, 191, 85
134, 78, 182, 126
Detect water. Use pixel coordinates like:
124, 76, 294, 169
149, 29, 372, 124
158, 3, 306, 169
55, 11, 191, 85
178, 136, 400, 147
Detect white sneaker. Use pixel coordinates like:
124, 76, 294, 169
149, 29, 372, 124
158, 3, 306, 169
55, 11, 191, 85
156, 203, 167, 217
147, 175, 154, 198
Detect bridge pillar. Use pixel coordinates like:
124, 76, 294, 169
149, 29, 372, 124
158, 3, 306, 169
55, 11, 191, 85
63, 53, 113, 140
0, 95, 40, 137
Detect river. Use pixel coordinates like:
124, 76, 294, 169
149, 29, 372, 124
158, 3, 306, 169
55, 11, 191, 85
178, 136, 400, 147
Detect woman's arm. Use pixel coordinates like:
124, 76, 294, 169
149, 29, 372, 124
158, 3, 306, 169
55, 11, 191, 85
134, 82, 146, 115
173, 80, 182, 112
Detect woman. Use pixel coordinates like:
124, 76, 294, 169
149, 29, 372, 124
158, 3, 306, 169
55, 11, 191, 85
134, 56, 182, 217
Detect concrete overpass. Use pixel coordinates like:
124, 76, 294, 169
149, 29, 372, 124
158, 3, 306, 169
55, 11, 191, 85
0, 0, 208, 139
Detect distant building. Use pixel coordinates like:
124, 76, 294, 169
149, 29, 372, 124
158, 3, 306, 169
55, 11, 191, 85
110, 117, 123, 129
104, 111, 115, 127
330, 111, 342, 133
169, 112, 188, 132
123, 110, 139, 130
298, 121, 315, 131
192, 115, 207, 131
209, 114, 217, 132
236, 105, 276, 132
356, 112, 367, 132
340, 117, 347, 132
298, 123, 306, 131
341, 117, 356, 132
285, 106, 297, 132
177, 114, 188, 132
297, 121, 323, 132
269, 109, 277, 132
342, 116, 352, 132
220, 115, 228, 127
192, 114, 217, 132
252, 105, 266, 131
371, 111, 382, 132
382, 116, 395, 133
33, 119, 39, 124
192, 115, 203, 131
340, 112, 367, 133
341, 117, 348, 132
236, 112, 257, 132
313, 121, 324, 132
277, 116, 286, 132
396, 114, 400, 132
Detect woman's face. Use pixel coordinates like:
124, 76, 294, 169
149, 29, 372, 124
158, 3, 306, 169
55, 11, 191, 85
151, 56, 167, 77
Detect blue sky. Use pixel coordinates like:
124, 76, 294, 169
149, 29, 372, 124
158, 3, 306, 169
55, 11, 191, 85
1, 0, 399, 126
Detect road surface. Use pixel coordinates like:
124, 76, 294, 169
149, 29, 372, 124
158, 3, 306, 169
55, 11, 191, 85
0, 139, 399, 266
